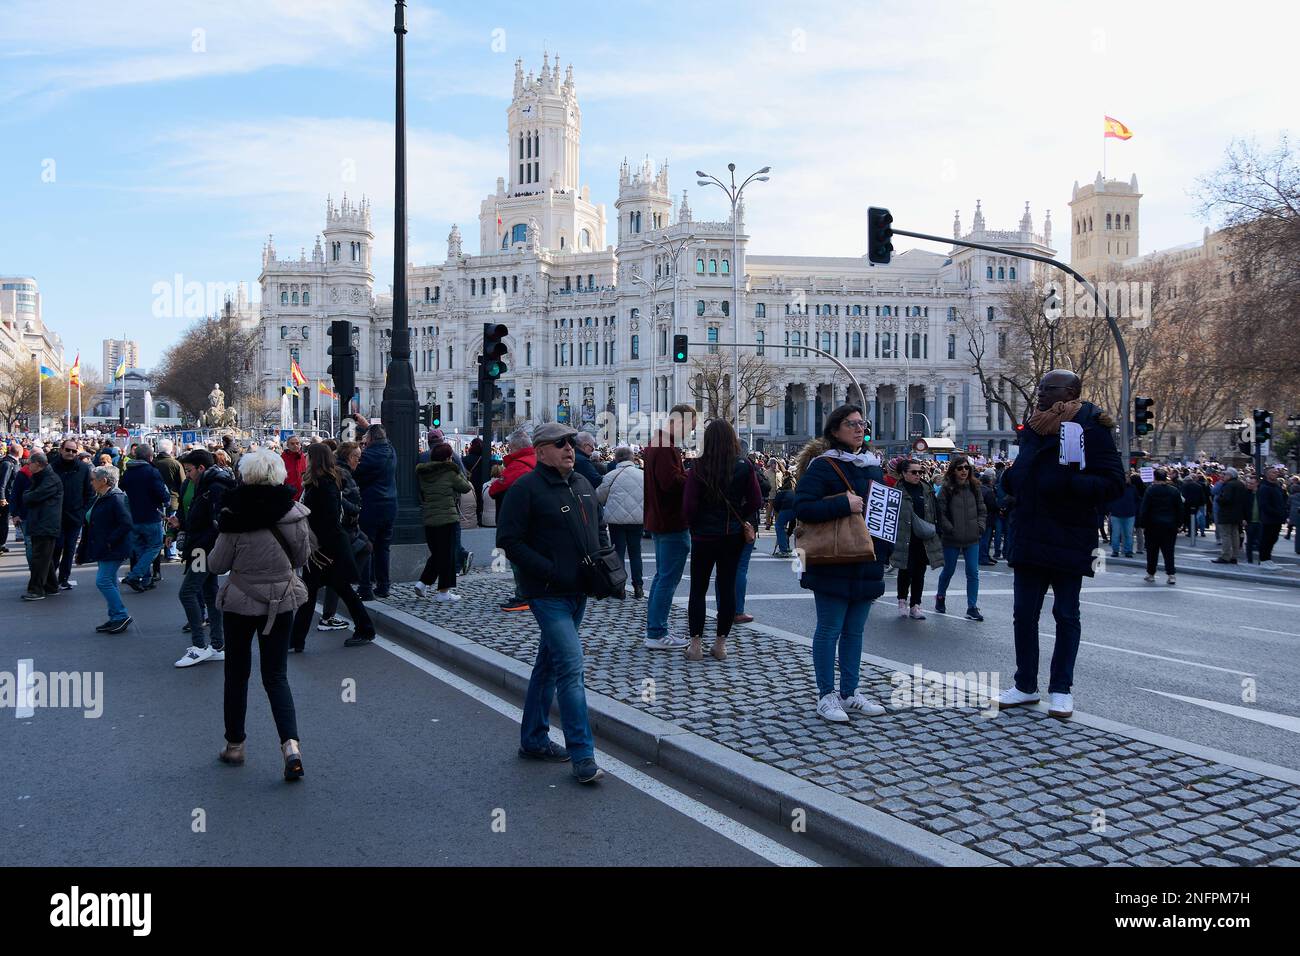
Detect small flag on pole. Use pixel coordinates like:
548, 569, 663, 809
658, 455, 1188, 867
1103, 115, 1133, 140
39, 365, 54, 380
114, 359, 127, 380
69, 354, 81, 388
290, 358, 308, 387
317, 379, 336, 398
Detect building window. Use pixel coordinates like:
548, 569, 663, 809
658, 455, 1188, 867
997, 332, 1007, 357
526, 341, 532, 366
821, 331, 831, 353
631, 335, 639, 359
755, 302, 765, 318
697, 299, 705, 316
997, 267, 1005, 280
721, 301, 730, 317
696, 258, 705, 274
1008, 267, 1016, 281
986, 266, 993, 279
1106, 213, 1112, 230
947, 306, 957, 322
1124, 214, 1131, 230
707, 327, 718, 354
851, 331, 861, 357
280, 326, 287, 339
280, 291, 288, 305
756, 330, 765, 356
947, 334, 956, 359
447, 346, 453, 369
987, 306, 995, 321
709, 259, 717, 274
721, 259, 730, 275
302, 291, 309, 305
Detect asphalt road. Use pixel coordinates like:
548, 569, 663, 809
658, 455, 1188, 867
1, 546, 848, 867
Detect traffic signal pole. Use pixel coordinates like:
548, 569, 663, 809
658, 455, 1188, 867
684, 340, 868, 420
888, 226, 1133, 461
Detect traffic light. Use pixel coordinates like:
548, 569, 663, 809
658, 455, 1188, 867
867, 206, 894, 265
431, 403, 441, 428
481, 323, 508, 380
672, 334, 689, 364
1134, 396, 1154, 436
418, 403, 431, 428
327, 320, 356, 405
1253, 408, 1272, 445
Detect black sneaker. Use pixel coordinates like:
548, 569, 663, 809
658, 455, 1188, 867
500, 598, 530, 612
343, 633, 375, 647
358, 589, 376, 601
104, 617, 132, 634
573, 759, 605, 784
124, 578, 146, 593
22, 592, 45, 602
374, 586, 390, 599
94, 620, 115, 632
519, 741, 571, 763
461, 551, 474, 575
59, 581, 74, 591
934, 596, 947, 614
966, 607, 984, 622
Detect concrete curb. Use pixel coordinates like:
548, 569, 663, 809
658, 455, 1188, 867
355, 599, 1000, 868
1104, 555, 1300, 588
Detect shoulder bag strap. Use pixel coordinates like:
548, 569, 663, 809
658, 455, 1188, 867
824, 458, 856, 494
266, 522, 297, 569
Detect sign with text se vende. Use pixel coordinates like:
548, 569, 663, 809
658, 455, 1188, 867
865, 479, 902, 544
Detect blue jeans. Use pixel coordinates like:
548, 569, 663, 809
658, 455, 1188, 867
180, 567, 223, 649
645, 530, 690, 640
96, 560, 128, 622
1109, 516, 1134, 555
522, 596, 593, 762
609, 524, 644, 587
811, 592, 872, 699
1012, 564, 1083, 695
735, 539, 755, 614
775, 509, 794, 552
360, 502, 396, 590
991, 515, 1006, 557
979, 523, 994, 562
936, 542, 980, 608
127, 520, 163, 584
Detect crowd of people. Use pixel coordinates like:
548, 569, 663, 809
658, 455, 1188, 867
3, 373, 1297, 786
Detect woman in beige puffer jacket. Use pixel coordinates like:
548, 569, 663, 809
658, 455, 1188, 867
207, 448, 314, 782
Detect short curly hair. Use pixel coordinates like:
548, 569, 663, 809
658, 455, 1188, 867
237, 447, 287, 486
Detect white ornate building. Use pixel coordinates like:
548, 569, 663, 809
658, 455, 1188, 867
255, 55, 1049, 454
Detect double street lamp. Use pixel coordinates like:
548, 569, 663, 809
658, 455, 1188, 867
696, 164, 770, 425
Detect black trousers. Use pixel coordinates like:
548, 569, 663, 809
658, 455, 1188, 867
419, 523, 457, 589
1260, 522, 1282, 562
223, 610, 298, 745
0, 503, 9, 548
290, 570, 374, 651
687, 534, 745, 639
1145, 525, 1177, 575
50, 522, 81, 585
28, 535, 58, 595
897, 543, 929, 604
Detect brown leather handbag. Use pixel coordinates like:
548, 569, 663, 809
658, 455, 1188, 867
794, 459, 876, 565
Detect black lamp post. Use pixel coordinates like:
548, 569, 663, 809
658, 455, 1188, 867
382, 0, 421, 542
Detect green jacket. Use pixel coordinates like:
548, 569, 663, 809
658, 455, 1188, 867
417, 460, 472, 527
889, 481, 945, 570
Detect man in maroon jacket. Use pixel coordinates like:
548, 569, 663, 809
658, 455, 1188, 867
489, 427, 537, 611
643, 404, 697, 649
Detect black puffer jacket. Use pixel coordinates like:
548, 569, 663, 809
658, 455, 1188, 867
496, 463, 608, 599
183, 466, 237, 566
1139, 481, 1184, 530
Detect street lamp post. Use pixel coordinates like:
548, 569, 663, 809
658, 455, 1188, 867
697, 164, 770, 425
381, 0, 421, 542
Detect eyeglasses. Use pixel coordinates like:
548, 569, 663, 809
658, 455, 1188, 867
842, 420, 868, 431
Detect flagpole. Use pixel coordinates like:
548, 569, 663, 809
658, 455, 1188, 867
37, 370, 42, 436
78, 381, 82, 434
66, 375, 71, 436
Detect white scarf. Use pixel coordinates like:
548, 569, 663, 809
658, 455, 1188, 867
819, 447, 881, 468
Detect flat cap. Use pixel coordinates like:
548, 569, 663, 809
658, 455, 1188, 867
532, 422, 577, 444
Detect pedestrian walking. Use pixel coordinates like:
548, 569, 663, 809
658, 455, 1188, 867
208, 448, 313, 781
49, 438, 93, 590
77, 464, 134, 633
734, 448, 767, 625
173, 449, 236, 667
488, 427, 537, 611
772, 474, 796, 557
792, 404, 889, 722
682, 418, 761, 662
289, 444, 376, 650
154, 438, 184, 560
891, 458, 944, 620
352, 420, 397, 599
281, 435, 306, 499
495, 422, 610, 784
0, 441, 21, 555
1256, 467, 1288, 569
933, 455, 987, 621
414, 442, 472, 601
1139, 468, 1183, 585
1107, 475, 1140, 558
643, 404, 697, 650
596, 445, 645, 598
996, 370, 1125, 719
17, 452, 61, 600
1211, 467, 1249, 564
318, 440, 365, 632
119, 444, 169, 591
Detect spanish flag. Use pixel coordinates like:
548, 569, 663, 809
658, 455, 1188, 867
1103, 115, 1133, 140
317, 379, 336, 398
290, 358, 308, 387
69, 354, 81, 388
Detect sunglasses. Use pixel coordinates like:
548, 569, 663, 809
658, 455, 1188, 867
955, 465, 970, 471
548, 437, 576, 449
906, 469, 923, 476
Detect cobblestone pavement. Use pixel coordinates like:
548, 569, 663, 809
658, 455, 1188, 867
382, 574, 1300, 866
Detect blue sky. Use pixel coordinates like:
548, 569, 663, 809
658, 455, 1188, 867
1, 0, 1293, 371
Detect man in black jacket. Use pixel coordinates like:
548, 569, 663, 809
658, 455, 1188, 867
1257, 467, 1288, 569
172, 450, 236, 667
997, 370, 1125, 720
1140, 469, 1184, 584
0, 441, 21, 554
18, 452, 62, 600
1179, 473, 1206, 539
497, 421, 609, 785
49, 438, 94, 589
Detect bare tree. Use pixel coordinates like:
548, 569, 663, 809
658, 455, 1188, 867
687, 352, 780, 424
154, 306, 258, 421
0, 361, 40, 431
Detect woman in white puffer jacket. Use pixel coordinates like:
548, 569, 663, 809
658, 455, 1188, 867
596, 445, 645, 598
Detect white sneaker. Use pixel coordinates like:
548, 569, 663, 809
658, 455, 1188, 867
817, 692, 850, 723
996, 687, 1041, 709
644, 634, 690, 650
909, 605, 926, 620
897, 598, 908, 618
1260, 560, 1280, 570
433, 590, 460, 602
1048, 692, 1074, 718
209, 648, 225, 662
174, 645, 215, 668
1143, 573, 1155, 582
413, 581, 429, 597
841, 691, 886, 716
1167, 575, 1176, 585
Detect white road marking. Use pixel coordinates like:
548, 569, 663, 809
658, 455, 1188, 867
1139, 689, 1300, 735
1067, 638, 1255, 677
1176, 586, 1300, 610
1078, 599, 1177, 618
372, 635, 819, 867
1243, 625, 1300, 638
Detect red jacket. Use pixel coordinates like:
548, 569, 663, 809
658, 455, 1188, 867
282, 449, 307, 499
488, 446, 536, 502
643, 431, 688, 534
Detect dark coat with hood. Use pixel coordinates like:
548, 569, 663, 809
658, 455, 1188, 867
792, 438, 890, 601
119, 459, 170, 524
51, 455, 93, 528
20, 466, 63, 538
417, 459, 473, 527
182, 465, 238, 565
76, 487, 133, 563
301, 477, 360, 586
1000, 401, 1125, 576
210, 483, 313, 631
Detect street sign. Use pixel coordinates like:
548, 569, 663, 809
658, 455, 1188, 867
279, 429, 294, 443
912, 438, 928, 453
181, 430, 196, 445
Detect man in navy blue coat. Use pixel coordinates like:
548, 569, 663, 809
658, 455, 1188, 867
997, 370, 1125, 720
353, 422, 397, 598
119, 445, 170, 590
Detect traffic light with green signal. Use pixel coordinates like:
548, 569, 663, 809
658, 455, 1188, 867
867, 206, 894, 265
672, 334, 688, 364
431, 403, 441, 428
481, 323, 509, 380
1134, 396, 1154, 436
